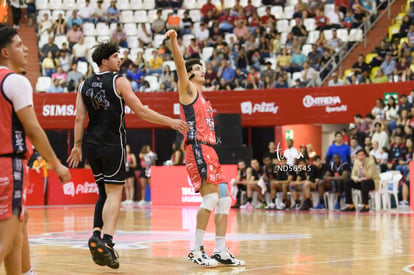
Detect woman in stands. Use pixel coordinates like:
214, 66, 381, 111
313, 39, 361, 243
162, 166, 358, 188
54, 13, 66, 35
170, 142, 184, 166
160, 64, 176, 91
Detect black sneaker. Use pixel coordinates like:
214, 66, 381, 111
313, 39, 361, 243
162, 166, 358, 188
88, 236, 105, 266
97, 241, 119, 269
231, 203, 240, 209
341, 205, 356, 212
299, 204, 309, 211
359, 206, 370, 212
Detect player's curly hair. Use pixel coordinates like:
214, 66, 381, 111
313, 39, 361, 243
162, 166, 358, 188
185, 58, 202, 73
92, 40, 119, 66
0, 24, 17, 51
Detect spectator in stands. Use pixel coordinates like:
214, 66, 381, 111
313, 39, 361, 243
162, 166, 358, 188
54, 13, 66, 36
326, 131, 351, 164
391, 15, 411, 42
300, 62, 318, 86
260, 61, 276, 82
398, 110, 411, 128
201, 0, 217, 20
328, 72, 344, 86
352, 4, 367, 28
349, 122, 366, 147
66, 23, 83, 49
350, 54, 370, 83
335, 0, 351, 15
147, 50, 163, 75
180, 10, 193, 35
26, 0, 36, 28
217, 59, 235, 84
67, 63, 84, 89
250, 50, 263, 71
218, 9, 235, 33
266, 158, 293, 210
111, 23, 128, 48
393, 56, 409, 82
127, 64, 144, 89
261, 7, 276, 26
350, 136, 362, 162
167, 0, 184, 9
40, 36, 59, 61
315, 9, 330, 31
185, 38, 201, 59
319, 48, 332, 80
355, 0, 373, 14
307, 44, 323, 71
289, 47, 306, 73
57, 50, 71, 73
388, 134, 408, 174
270, 32, 281, 58
371, 68, 388, 83
380, 53, 396, 77
51, 66, 68, 84
42, 51, 57, 77
93, 0, 107, 23
384, 96, 399, 131
246, 75, 258, 89
342, 149, 379, 212
152, 10, 166, 35
47, 78, 64, 93
342, 9, 354, 28
275, 75, 288, 88
216, 77, 232, 90
243, 0, 256, 18
372, 98, 385, 119
67, 10, 83, 29
134, 51, 147, 73
204, 62, 218, 86
327, 6, 344, 29
60, 42, 71, 55
398, 94, 413, 115
72, 37, 88, 63
107, 0, 120, 24
166, 10, 180, 31
291, 17, 308, 45
233, 20, 249, 41
203, 79, 215, 91
120, 50, 134, 74
38, 13, 55, 37
372, 122, 389, 149
78, 0, 94, 23
136, 23, 152, 46
195, 23, 209, 47
326, 29, 344, 54
160, 65, 176, 91
9, 0, 22, 29
277, 47, 291, 72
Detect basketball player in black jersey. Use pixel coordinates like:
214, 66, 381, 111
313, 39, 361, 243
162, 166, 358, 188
311, 154, 351, 210
240, 159, 266, 209
300, 155, 325, 210
231, 160, 248, 208
67, 41, 188, 269
266, 158, 294, 210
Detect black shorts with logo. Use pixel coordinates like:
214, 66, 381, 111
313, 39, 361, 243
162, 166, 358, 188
86, 143, 126, 185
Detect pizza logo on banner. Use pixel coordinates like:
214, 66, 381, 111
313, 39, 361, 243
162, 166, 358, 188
63, 181, 98, 197
240, 101, 279, 115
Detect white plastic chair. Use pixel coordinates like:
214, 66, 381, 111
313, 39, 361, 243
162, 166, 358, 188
384, 172, 403, 210
324, 191, 337, 210
36, 76, 52, 93
349, 28, 363, 42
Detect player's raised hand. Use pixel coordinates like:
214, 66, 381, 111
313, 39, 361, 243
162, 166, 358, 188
165, 29, 177, 40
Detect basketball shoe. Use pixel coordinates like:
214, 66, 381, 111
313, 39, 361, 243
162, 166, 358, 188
88, 235, 105, 266
97, 240, 119, 269
211, 248, 245, 266
188, 246, 218, 267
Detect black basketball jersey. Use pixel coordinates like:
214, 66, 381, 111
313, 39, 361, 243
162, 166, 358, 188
80, 72, 126, 147
251, 167, 262, 181
238, 168, 247, 180
328, 161, 351, 176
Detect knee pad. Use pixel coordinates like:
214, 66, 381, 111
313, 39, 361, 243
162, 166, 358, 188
200, 192, 219, 211
215, 196, 232, 215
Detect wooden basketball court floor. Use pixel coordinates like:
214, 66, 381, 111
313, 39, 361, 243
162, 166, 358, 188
2, 205, 414, 275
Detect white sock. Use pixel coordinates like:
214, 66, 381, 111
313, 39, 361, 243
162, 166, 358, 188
192, 229, 205, 250
22, 269, 33, 275
215, 236, 225, 252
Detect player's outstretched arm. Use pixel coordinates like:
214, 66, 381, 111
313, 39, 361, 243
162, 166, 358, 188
117, 76, 189, 133
165, 29, 190, 97
67, 84, 87, 168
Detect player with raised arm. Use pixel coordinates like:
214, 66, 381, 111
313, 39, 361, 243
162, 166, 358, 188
165, 29, 245, 267
67, 41, 188, 269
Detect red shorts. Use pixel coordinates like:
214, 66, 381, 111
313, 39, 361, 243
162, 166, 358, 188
185, 144, 226, 192
0, 157, 27, 221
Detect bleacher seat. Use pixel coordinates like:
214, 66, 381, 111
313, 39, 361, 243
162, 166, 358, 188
189, 9, 202, 22
307, 30, 320, 44
324, 4, 335, 15
65, 0, 76, 10
84, 36, 97, 48
271, 6, 284, 19
120, 11, 134, 24
223, 0, 235, 9
144, 48, 156, 62
135, 10, 148, 24
349, 28, 363, 42
283, 6, 294, 19
196, 0, 207, 9
129, 48, 144, 61
153, 34, 165, 48
143, 0, 155, 9
277, 20, 290, 33
370, 66, 380, 80
201, 46, 214, 61
183, 34, 195, 47
144, 75, 160, 91
117, 0, 130, 10
36, 0, 49, 10
183, 0, 197, 9
77, 61, 89, 76
36, 76, 52, 93
82, 22, 96, 36
130, 0, 144, 10
119, 48, 129, 59
337, 28, 349, 43
251, 0, 262, 7
257, 6, 267, 17
303, 18, 316, 31
48, 0, 64, 10
96, 22, 111, 36
365, 53, 377, 64
163, 60, 176, 71
51, 10, 64, 21
302, 44, 313, 56
126, 37, 139, 49
225, 33, 237, 46
97, 36, 111, 43
323, 29, 333, 40
280, 31, 288, 45
54, 35, 68, 48
124, 23, 138, 36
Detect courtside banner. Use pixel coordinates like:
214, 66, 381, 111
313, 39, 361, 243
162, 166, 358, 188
151, 165, 238, 206
33, 82, 414, 129
27, 169, 98, 205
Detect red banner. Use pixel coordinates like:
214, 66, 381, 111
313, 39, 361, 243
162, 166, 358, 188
26, 169, 98, 206
33, 82, 414, 129
151, 165, 238, 206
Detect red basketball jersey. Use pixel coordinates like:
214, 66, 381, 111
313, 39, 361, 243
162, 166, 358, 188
180, 91, 216, 145
0, 68, 28, 156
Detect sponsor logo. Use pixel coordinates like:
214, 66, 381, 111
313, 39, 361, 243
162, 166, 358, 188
240, 101, 279, 115
181, 176, 202, 203
63, 182, 98, 197
302, 95, 347, 113
42, 105, 76, 117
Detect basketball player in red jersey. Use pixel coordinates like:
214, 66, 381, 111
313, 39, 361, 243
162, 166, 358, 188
165, 29, 245, 267
0, 24, 71, 274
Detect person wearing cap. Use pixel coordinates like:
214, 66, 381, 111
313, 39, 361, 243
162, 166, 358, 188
328, 72, 344, 86
349, 122, 366, 148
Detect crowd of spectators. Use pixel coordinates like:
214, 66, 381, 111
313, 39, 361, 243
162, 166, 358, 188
35, 0, 381, 92
231, 92, 412, 211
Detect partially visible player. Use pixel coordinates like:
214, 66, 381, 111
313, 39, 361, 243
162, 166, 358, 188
165, 29, 245, 267
0, 24, 71, 275
67, 41, 188, 269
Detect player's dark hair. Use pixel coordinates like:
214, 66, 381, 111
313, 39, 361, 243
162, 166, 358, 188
92, 41, 119, 66
313, 155, 321, 161
0, 24, 17, 51
185, 58, 202, 73
334, 131, 343, 137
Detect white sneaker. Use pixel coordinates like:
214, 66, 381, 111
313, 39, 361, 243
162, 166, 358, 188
276, 202, 286, 210
138, 200, 146, 206
265, 202, 276, 210
399, 200, 409, 206
240, 202, 251, 209
188, 246, 218, 267
211, 247, 245, 266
